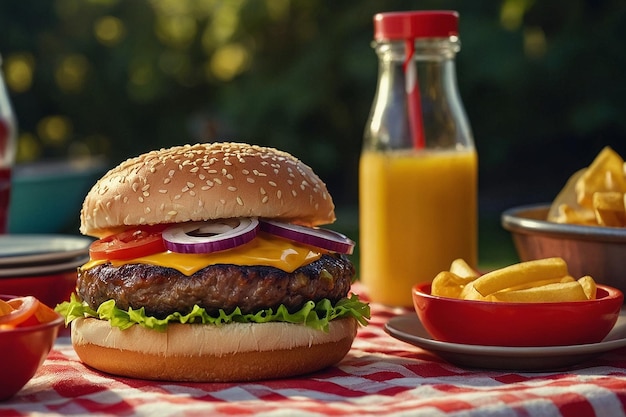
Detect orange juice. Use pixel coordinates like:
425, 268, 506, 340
359, 148, 477, 306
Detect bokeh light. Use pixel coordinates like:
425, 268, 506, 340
208, 43, 249, 81
4, 54, 34, 93
94, 16, 126, 47
55, 54, 89, 93
37, 116, 73, 147
16, 132, 40, 162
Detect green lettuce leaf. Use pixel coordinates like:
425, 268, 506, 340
55, 293, 370, 332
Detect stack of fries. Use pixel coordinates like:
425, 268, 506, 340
548, 146, 626, 226
431, 258, 597, 302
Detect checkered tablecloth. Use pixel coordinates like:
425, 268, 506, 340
3, 283, 626, 417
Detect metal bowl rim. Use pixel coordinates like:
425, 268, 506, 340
501, 203, 626, 243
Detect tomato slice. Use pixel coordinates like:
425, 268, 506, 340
33, 302, 61, 325
90, 226, 167, 261
0, 296, 39, 329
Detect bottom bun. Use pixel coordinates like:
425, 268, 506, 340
71, 317, 358, 382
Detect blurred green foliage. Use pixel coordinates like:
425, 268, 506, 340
0, 0, 625, 212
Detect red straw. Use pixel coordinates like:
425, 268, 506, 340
403, 38, 425, 149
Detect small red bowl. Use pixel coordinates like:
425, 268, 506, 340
412, 282, 624, 347
0, 295, 64, 400
0, 270, 78, 309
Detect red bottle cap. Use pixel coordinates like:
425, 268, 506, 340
374, 10, 459, 40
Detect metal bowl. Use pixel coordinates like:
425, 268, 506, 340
501, 203, 626, 296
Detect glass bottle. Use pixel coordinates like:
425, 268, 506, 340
359, 11, 477, 307
0, 54, 17, 234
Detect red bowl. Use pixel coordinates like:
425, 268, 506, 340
412, 282, 624, 347
0, 295, 64, 400
0, 270, 77, 309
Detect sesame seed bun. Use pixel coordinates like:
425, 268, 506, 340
80, 142, 336, 238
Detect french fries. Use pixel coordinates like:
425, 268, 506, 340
548, 146, 626, 227
430, 257, 598, 303
472, 257, 568, 297
491, 281, 587, 303
449, 258, 480, 279
593, 191, 626, 227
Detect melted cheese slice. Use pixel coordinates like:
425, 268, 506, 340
81, 233, 324, 275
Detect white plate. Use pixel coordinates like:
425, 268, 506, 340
384, 308, 626, 371
0, 255, 89, 277
0, 235, 92, 266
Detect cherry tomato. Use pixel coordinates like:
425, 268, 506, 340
90, 226, 168, 261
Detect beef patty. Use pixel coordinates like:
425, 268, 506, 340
77, 254, 355, 318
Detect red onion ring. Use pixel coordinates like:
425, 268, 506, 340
163, 218, 259, 254
260, 220, 355, 254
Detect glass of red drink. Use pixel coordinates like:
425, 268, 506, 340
0, 54, 17, 234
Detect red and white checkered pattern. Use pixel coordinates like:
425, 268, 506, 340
3, 283, 626, 416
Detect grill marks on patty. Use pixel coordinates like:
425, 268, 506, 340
77, 254, 355, 319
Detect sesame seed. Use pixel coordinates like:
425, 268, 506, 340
187, 181, 195, 188
159, 189, 167, 194
189, 190, 196, 196
268, 181, 277, 187
174, 194, 181, 200
123, 196, 129, 203
277, 190, 282, 199
145, 207, 151, 214
168, 210, 177, 216
226, 174, 234, 180
291, 190, 297, 197
168, 170, 175, 178
227, 186, 237, 192
182, 186, 189, 192
260, 187, 266, 195
190, 167, 199, 173
262, 196, 269, 203
138, 197, 144, 203
201, 186, 210, 191
236, 197, 243, 206
214, 178, 222, 185
199, 174, 206, 180
242, 169, 250, 175
164, 178, 171, 184
247, 178, 255, 183
132, 183, 139, 192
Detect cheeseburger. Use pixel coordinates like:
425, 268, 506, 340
57, 142, 369, 382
